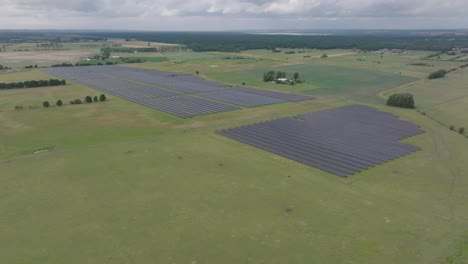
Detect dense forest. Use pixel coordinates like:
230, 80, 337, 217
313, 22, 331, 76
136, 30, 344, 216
2, 30, 468, 52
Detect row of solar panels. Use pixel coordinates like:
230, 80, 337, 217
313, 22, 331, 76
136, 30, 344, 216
42, 66, 312, 118
217, 105, 424, 177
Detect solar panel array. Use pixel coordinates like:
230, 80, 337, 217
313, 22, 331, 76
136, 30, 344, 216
233, 86, 312, 102
217, 105, 424, 177
42, 65, 312, 117
200, 89, 286, 107
138, 96, 239, 118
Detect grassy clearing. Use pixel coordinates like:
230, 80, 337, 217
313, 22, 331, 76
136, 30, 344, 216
1, 49, 467, 263
0, 69, 54, 82
388, 67, 468, 129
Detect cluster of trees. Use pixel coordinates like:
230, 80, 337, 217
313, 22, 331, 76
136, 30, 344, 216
0, 65, 11, 70
428, 69, 447, 79
263, 71, 301, 83
386, 93, 415, 109
263, 71, 285, 82
24, 65, 38, 69
41, 94, 107, 108
449, 125, 465, 135
0, 79, 66, 90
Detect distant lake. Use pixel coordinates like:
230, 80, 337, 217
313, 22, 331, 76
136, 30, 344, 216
249, 32, 332, 36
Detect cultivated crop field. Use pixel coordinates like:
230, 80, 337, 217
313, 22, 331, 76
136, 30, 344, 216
1, 47, 467, 264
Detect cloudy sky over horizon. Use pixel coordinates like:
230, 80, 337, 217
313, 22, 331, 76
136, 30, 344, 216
1, 0, 467, 30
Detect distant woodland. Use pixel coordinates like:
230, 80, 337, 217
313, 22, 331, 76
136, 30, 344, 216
2, 30, 468, 52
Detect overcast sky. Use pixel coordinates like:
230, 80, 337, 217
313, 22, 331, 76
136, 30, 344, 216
1, 0, 467, 31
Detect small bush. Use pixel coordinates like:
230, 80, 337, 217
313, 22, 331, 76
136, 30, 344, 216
43, 101, 50, 108
449, 125, 455, 131
93, 96, 98, 102
56, 100, 63, 106
459, 127, 465, 134
99, 94, 107, 102
85, 96, 93, 103
74, 99, 82, 104
242, 82, 246, 85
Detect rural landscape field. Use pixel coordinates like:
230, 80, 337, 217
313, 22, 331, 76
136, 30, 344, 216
1, 28, 468, 264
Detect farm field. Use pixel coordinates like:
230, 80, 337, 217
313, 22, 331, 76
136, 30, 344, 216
1, 48, 468, 264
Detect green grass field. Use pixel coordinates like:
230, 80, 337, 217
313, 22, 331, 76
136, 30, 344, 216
1, 49, 467, 263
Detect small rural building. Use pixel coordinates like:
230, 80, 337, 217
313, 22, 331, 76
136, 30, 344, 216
275, 78, 293, 84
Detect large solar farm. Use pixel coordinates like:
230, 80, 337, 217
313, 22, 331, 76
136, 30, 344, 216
43, 65, 312, 117
1, 43, 468, 264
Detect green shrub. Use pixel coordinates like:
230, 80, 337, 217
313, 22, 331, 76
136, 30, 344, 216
459, 127, 465, 134
56, 100, 63, 106
85, 96, 93, 103
450, 125, 455, 131
74, 99, 82, 104
42, 101, 50, 108
99, 94, 107, 102
93, 96, 98, 102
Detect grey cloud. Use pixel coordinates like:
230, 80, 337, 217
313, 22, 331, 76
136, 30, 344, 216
0, 0, 467, 29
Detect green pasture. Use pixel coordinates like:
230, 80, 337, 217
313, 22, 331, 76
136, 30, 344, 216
0, 49, 467, 263
208, 63, 416, 103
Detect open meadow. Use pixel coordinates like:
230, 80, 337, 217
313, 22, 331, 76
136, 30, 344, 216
1, 46, 467, 263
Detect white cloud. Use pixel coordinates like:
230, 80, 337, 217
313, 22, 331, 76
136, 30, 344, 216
0, 0, 467, 30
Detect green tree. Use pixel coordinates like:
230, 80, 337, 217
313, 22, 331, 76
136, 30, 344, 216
459, 127, 465, 134
321, 53, 328, 58
275, 71, 286, 79
93, 96, 98, 102
56, 100, 63, 106
74, 99, 82, 104
101, 47, 111, 58
85, 96, 93, 103
43, 101, 50, 108
263, 71, 276, 82
99, 94, 107, 102
293, 72, 299, 81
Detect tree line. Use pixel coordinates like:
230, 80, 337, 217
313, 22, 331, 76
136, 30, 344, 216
82, 32, 468, 52
32, 94, 107, 110
0, 79, 66, 90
